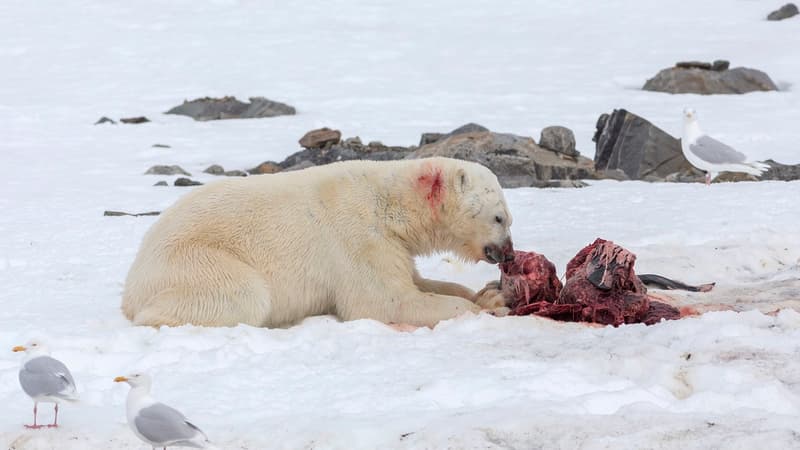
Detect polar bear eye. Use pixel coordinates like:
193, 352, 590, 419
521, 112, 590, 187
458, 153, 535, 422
495, 216, 503, 224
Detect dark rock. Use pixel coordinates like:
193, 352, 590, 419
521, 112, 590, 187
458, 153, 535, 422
174, 177, 203, 186
408, 130, 594, 188
104, 210, 160, 217
419, 133, 445, 146
223, 170, 247, 177
248, 161, 282, 175
120, 116, 150, 124
450, 123, 489, 135
367, 140, 384, 148
593, 108, 693, 180
152, 144, 171, 148
712, 60, 730, 71
145, 165, 191, 176
533, 180, 588, 188
165, 96, 296, 121
283, 160, 316, 172
758, 159, 800, 181
343, 137, 363, 150
95, 116, 116, 125
278, 141, 413, 169
675, 61, 712, 70
153, 181, 169, 186
768, 3, 798, 20
539, 126, 579, 157
203, 164, 225, 175
299, 127, 342, 149
643, 65, 778, 95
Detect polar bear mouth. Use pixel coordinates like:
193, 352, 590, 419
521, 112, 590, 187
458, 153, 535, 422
484, 243, 515, 265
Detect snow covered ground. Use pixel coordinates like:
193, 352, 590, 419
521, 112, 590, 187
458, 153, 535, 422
1, 0, 799, 448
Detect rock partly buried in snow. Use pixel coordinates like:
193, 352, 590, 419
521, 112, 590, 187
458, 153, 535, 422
204, 164, 225, 175
95, 116, 116, 125
144, 165, 191, 176
174, 177, 203, 186
643, 62, 778, 94
767, 3, 798, 20
758, 159, 800, 181
120, 116, 150, 124
408, 126, 594, 188
299, 128, 342, 149
593, 109, 697, 181
539, 126, 579, 157
165, 96, 296, 121
501, 239, 682, 327
248, 161, 282, 175
153, 181, 168, 186
278, 136, 413, 170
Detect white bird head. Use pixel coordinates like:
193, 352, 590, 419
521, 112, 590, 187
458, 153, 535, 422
114, 372, 152, 389
12, 340, 49, 356
683, 107, 697, 122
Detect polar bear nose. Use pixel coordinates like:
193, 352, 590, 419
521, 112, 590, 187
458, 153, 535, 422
484, 239, 515, 264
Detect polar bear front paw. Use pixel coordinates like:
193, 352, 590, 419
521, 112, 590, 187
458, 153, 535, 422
472, 280, 509, 309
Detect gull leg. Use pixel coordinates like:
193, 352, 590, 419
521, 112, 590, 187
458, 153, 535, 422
25, 402, 44, 429
47, 404, 59, 428
705, 172, 711, 186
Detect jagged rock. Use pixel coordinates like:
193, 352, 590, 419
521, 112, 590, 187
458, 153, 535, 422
153, 181, 169, 186
593, 109, 694, 181
120, 116, 150, 124
204, 164, 225, 175
408, 129, 594, 188
539, 126, 579, 157
165, 96, 296, 121
759, 159, 800, 181
299, 128, 341, 149
224, 170, 247, 177
419, 133, 445, 146
768, 3, 798, 20
248, 161, 282, 175
643, 63, 778, 95
144, 165, 191, 176
174, 177, 203, 186
95, 116, 116, 125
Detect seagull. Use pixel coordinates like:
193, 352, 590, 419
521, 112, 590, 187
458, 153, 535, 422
13, 340, 79, 429
682, 108, 770, 185
114, 373, 214, 450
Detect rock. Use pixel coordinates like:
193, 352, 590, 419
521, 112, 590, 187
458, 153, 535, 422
450, 123, 489, 135
643, 64, 778, 95
144, 165, 191, 176
223, 170, 247, 177
367, 140, 384, 148
152, 144, 171, 148
165, 96, 296, 121
343, 137, 363, 150
675, 61, 712, 70
419, 132, 445, 146
595, 169, 630, 181
153, 181, 169, 186
104, 210, 160, 217
278, 141, 412, 169
120, 116, 150, 124
299, 128, 341, 149
533, 180, 588, 188
759, 159, 800, 181
767, 3, 798, 20
283, 160, 316, 172
408, 130, 594, 188
248, 161, 282, 175
95, 116, 116, 125
203, 164, 225, 175
174, 177, 203, 186
593, 109, 694, 180
711, 60, 730, 71
538, 126, 579, 157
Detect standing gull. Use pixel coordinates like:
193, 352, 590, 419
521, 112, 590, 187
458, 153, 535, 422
114, 373, 214, 449
13, 340, 79, 428
682, 108, 770, 185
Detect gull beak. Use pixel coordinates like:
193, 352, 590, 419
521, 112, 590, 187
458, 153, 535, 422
12, 346, 26, 352
114, 376, 128, 383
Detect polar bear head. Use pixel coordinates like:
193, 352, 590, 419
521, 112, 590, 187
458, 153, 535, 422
416, 158, 515, 264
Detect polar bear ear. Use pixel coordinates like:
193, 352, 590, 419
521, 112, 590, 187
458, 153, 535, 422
456, 168, 470, 193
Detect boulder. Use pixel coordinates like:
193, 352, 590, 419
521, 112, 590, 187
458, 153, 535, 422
248, 161, 282, 175
120, 116, 150, 124
408, 129, 594, 188
539, 126, 579, 157
417, 123, 489, 146
144, 165, 191, 176
174, 177, 203, 186
165, 96, 296, 121
767, 3, 798, 20
203, 164, 225, 175
593, 109, 695, 181
643, 63, 778, 95
299, 128, 342, 149
278, 137, 412, 169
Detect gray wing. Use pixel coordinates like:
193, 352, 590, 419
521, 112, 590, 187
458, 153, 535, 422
19, 356, 77, 398
689, 135, 747, 164
134, 403, 205, 446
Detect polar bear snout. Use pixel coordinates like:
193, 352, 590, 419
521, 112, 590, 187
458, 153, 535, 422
484, 238, 515, 264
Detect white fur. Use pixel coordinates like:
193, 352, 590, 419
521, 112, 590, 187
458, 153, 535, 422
122, 157, 514, 328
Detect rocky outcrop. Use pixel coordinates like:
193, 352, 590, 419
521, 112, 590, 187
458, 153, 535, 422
165, 96, 296, 121
767, 3, 798, 20
539, 126, 579, 157
593, 109, 697, 181
408, 127, 594, 188
643, 61, 778, 95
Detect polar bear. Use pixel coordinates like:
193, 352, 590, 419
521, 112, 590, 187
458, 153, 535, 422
121, 157, 515, 328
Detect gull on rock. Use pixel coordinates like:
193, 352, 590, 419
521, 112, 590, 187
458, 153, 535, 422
115, 373, 215, 450
681, 108, 770, 185
13, 340, 79, 429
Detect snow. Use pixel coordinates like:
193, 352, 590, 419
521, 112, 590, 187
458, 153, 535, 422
1, 0, 799, 448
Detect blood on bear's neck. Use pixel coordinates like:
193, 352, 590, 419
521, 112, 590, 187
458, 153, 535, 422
415, 164, 445, 218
